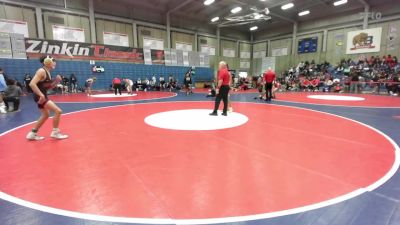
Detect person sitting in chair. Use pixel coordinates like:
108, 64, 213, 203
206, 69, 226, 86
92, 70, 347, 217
3, 79, 22, 112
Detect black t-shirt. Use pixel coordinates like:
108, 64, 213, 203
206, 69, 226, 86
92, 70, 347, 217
184, 76, 191, 84
70, 76, 77, 84
351, 75, 359, 82
24, 77, 32, 84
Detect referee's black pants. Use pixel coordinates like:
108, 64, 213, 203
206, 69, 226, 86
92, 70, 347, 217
265, 82, 273, 101
4, 97, 20, 110
213, 85, 230, 114
114, 83, 122, 95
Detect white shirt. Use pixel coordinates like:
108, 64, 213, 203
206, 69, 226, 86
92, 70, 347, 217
126, 79, 133, 86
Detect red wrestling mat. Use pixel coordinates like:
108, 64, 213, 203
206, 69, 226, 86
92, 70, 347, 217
275, 92, 400, 107
0, 102, 396, 220
48, 91, 177, 103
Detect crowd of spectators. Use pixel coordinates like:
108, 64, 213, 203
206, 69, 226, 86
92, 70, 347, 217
275, 55, 400, 95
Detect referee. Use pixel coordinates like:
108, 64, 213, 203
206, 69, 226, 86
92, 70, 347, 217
210, 61, 231, 116
263, 67, 276, 102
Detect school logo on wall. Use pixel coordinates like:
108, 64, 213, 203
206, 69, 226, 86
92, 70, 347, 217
346, 27, 382, 54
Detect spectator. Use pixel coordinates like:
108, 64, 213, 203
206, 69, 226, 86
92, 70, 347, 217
0, 69, 6, 113
3, 79, 22, 112
333, 79, 342, 93
144, 77, 150, 92
159, 75, 165, 91
56, 75, 68, 94
23, 74, 33, 93
324, 78, 334, 92
183, 72, 193, 95
350, 72, 360, 93
310, 77, 320, 92
370, 71, 380, 94
70, 73, 78, 93
150, 75, 157, 90
167, 77, 176, 92
300, 77, 310, 91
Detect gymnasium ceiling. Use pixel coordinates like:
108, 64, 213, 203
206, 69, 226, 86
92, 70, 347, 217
108, 0, 398, 33
22, 0, 400, 38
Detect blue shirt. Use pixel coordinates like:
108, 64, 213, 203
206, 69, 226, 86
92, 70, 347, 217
0, 74, 6, 92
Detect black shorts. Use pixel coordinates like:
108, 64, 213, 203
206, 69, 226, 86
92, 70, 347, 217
33, 94, 49, 109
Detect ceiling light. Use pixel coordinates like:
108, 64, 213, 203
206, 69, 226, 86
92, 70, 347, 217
333, 0, 347, 6
204, 0, 215, 5
250, 26, 258, 31
231, 6, 242, 14
281, 3, 294, 10
298, 10, 310, 16
211, 16, 219, 22
259, 0, 266, 1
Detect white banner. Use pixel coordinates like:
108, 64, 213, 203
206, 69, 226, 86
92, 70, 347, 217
271, 47, 288, 57
170, 49, 178, 66
10, 33, 26, 59
144, 48, 152, 65
262, 57, 276, 73
0, 33, 12, 58
164, 49, 171, 66
387, 23, 398, 51
143, 37, 164, 50
103, 31, 129, 47
52, 25, 85, 43
223, 48, 235, 57
240, 51, 251, 59
346, 27, 382, 54
0, 19, 29, 38
201, 45, 215, 56
176, 42, 193, 52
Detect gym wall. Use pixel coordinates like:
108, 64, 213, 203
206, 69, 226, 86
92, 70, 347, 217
171, 32, 196, 50
43, 11, 91, 43
0, 58, 214, 90
0, 4, 37, 38
95, 19, 134, 47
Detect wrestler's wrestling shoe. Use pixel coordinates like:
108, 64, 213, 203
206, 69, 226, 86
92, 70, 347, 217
26, 132, 45, 141
50, 129, 69, 139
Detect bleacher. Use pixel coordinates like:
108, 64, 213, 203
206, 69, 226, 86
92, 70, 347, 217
0, 58, 214, 90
